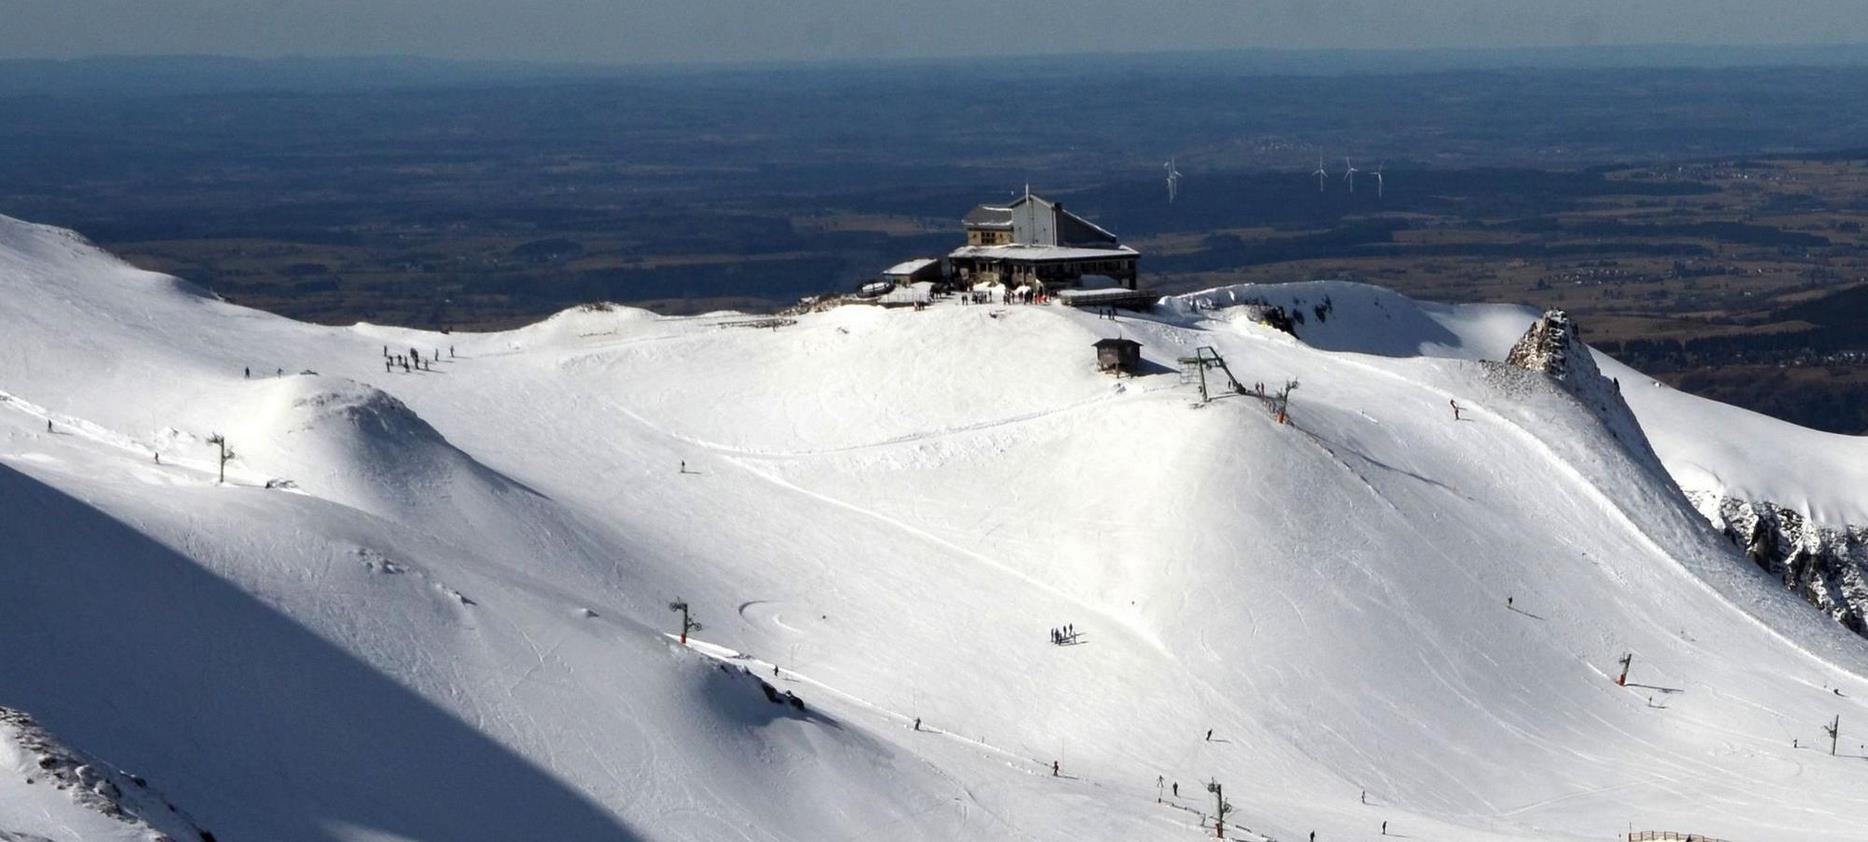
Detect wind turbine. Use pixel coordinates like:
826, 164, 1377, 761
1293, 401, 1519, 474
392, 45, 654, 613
1164, 159, 1183, 203
1373, 161, 1385, 199
1312, 157, 1328, 192
1343, 158, 1360, 193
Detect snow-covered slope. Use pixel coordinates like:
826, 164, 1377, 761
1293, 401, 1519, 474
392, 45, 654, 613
1180, 279, 1868, 530
5, 216, 1868, 842
1193, 280, 1868, 643
0, 707, 209, 842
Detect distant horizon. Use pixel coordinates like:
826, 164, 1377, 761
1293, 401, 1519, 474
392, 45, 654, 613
6, 0, 1868, 68
6, 42, 1868, 96
12, 40, 1868, 69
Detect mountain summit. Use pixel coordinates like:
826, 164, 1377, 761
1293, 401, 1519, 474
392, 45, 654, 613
1505, 308, 1588, 378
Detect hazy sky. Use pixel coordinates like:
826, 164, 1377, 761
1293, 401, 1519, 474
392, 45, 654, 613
4, 1, 1866, 64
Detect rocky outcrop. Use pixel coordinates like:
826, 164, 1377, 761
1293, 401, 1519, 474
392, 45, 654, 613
1503, 309, 1661, 469
0, 706, 213, 841
1691, 493, 1868, 638
1507, 311, 1868, 640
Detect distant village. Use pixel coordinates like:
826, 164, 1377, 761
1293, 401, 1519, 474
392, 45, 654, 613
826, 191, 1157, 312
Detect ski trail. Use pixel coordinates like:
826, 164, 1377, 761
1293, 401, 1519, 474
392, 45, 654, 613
0, 387, 234, 484
1312, 350, 1868, 683
678, 634, 1054, 776
680, 633, 1206, 842
599, 382, 1175, 461
720, 453, 1172, 656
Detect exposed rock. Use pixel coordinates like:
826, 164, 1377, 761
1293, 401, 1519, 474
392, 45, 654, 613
1503, 309, 1660, 468
1505, 309, 1588, 378
1691, 492, 1868, 638
0, 706, 211, 841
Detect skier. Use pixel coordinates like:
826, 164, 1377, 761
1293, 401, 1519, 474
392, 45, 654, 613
1360, 789, 1367, 804
913, 717, 921, 731
46, 419, 52, 433
1051, 761, 1059, 777
154, 452, 160, 464
1172, 782, 1178, 797
680, 460, 687, 474
1507, 596, 1514, 609
385, 359, 392, 373
1382, 821, 1388, 836
244, 367, 250, 378
1205, 729, 1213, 742
1450, 399, 1462, 420
450, 345, 455, 358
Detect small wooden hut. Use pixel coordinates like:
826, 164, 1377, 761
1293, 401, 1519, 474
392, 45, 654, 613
1093, 337, 1142, 374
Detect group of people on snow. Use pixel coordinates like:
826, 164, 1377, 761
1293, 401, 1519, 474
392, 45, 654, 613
1050, 624, 1079, 645
383, 344, 455, 373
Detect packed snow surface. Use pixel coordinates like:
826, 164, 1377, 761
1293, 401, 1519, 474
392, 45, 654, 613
1182, 280, 1868, 528
5, 217, 1868, 841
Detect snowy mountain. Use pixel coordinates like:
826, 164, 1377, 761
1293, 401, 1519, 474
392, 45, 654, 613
5, 215, 1868, 842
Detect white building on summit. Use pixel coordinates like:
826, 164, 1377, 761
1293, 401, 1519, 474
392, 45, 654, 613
947, 193, 1139, 291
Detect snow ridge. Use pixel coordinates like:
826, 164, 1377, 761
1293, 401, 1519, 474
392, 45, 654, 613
1500, 308, 1664, 476
0, 707, 210, 842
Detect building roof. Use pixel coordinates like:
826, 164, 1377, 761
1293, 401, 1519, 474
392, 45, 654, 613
962, 194, 1118, 246
881, 258, 939, 277
962, 205, 1014, 229
1092, 337, 1141, 349
948, 243, 1138, 262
